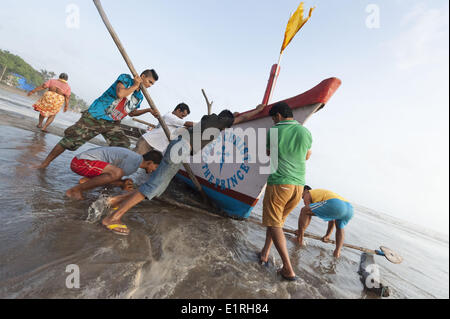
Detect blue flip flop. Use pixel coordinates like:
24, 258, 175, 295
257, 252, 270, 267
278, 269, 298, 282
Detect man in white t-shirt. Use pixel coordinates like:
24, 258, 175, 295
134, 103, 194, 155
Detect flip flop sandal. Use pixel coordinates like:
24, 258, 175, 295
277, 269, 298, 282
105, 224, 129, 236
257, 252, 270, 267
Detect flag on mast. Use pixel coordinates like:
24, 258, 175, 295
280, 2, 315, 53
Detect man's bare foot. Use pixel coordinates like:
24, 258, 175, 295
65, 188, 84, 200
321, 236, 331, 243
41, 129, 49, 133
333, 250, 341, 258
36, 124, 43, 129
296, 236, 307, 247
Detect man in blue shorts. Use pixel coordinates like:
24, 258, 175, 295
295, 186, 354, 258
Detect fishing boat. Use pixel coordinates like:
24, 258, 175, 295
176, 76, 342, 219
92, 0, 341, 219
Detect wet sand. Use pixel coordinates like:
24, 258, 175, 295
0, 91, 448, 299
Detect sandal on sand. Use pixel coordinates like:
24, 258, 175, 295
277, 269, 298, 282
105, 224, 129, 236
257, 252, 270, 267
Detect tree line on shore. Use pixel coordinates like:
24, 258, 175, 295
0, 49, 89, 112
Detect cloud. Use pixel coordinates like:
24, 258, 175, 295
389, 2, 449, 70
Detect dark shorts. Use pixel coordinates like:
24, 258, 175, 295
58, 112, 130, 151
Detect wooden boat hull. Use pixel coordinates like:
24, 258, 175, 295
177, 77, 342, 219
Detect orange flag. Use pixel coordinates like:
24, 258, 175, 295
280, 2, 315, 53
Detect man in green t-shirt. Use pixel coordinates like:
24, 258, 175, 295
258, 102, 312, 281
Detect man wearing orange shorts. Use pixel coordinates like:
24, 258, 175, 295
259, 102, 312, 281
66, 146, 162, 200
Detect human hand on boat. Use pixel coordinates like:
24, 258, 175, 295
148, 108, 160, 118
121, 179, 135, 191
255, 103, 265, 112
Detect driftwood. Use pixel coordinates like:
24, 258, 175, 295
201, 89, 213, 115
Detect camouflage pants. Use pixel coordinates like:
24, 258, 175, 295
58, 111, 130, 151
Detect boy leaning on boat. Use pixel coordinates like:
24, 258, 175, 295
34, 69, 160, 169
101, 103, 266, 235
258, 102, 312, 282
134, 103, 194, 155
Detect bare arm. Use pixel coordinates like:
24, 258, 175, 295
233, 104, 266, 125
303, 192, 312, 209
129, 108, 159, 118
64, 95, 70, 112
116, 74, 142, 99
306, 149, 312, 161
27, 84, 47, 96
322, 221, 335, 242
183, 121, 194, 128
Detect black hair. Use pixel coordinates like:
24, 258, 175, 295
218, 109, 234, 119
269, 102, 293, 118
141, 69, 159, 81
304, 185, 312, 191
174, 103, 190, 115
59, 73, 69, 81
143, 150, 163, 164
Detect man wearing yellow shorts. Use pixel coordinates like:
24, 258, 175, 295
296, 186, 354, 258
259, 102, 312, 281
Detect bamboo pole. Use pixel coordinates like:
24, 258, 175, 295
247, 217, 379, 255
93, 0, 210, 205
153, 195, 401, 263
132, 118, 156, 128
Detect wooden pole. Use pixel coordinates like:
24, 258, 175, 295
266, 53, 283, 105
93, 0, 210, 204
132, 118, 156, 128
247, 217, 379, 255
153, 196, 401, 263
201, 89, 213, 115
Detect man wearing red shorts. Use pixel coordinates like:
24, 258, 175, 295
66, 147, 162, 200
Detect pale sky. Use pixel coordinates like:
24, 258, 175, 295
0, 0, 448, 234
